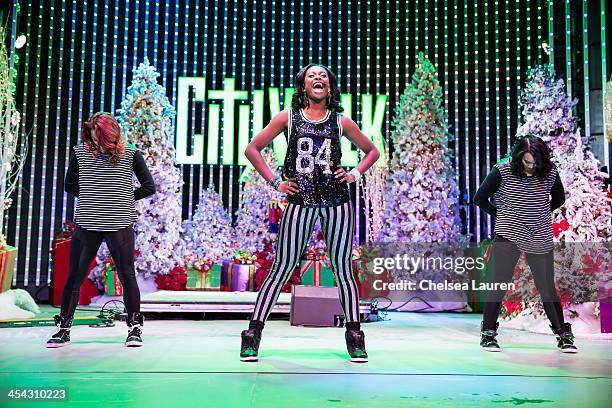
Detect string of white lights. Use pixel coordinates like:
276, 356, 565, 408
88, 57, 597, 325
565, 0, 572, 99
582, 0, 590, 140
23, 1, 49, 286
47, 2, 68, 285
603, 0, 609, 165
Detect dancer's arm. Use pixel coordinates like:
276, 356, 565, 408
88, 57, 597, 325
133, 150, 156, 200
550, 172, 565, 211
473, 167, 501, 216
64, 148, 79, 197
336, 116, 380, 183
244, 110, 298, 195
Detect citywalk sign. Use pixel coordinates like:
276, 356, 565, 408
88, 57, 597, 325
175, 77, 387, 167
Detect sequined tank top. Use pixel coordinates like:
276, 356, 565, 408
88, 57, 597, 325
282, 109, 351, 207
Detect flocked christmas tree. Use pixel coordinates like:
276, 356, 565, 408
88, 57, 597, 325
379, 53, 463, 245
233, 147, 284, 253
183, 185, 235, 263
91, 59, 186, 281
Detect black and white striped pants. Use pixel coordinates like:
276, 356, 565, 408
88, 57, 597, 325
251, 200, 360, 324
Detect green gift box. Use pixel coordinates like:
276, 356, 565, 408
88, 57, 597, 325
102, 262, 123, 296
299, 260, 336, 287
186, 263, 221, 291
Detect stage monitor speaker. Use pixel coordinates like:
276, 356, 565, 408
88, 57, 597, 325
290, 285, 345, 327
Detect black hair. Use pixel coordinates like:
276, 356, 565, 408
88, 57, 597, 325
509, 135, 553, 179
291, 64, 343, 112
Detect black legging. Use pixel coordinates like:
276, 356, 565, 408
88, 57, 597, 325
482, 234, 564, 331
60, 225, 140, 317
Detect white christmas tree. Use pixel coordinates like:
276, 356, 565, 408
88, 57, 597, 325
233, 147, 284, 253
183, 185, 235, 263
379, 53, 463, 245
91, 59, 185, 281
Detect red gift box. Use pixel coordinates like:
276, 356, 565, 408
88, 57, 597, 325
50, 238, 99, 306
353, 260, 390, 299
0, 245, 17, 293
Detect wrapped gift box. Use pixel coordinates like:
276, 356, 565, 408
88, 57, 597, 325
221, 262, 256, 292
601, 300, 612, 333
300, 260, 335, 287
353, 260, 390, 299
0, 245, 17, 293
186, 263, 222, 291
50, 238, 99, 305
600, 276, 612, 333
353, 260, 369, 299
102, 262, 123, 296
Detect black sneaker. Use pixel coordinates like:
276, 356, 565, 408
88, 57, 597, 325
125, 313, 144, 347
480, 322, 501, 352
551, 323, 578, 354
345, 330, 368, 363
46, 315, 73, 348
240, 329, 261, 362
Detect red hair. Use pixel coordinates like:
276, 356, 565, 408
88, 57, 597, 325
81, 112, 126, 165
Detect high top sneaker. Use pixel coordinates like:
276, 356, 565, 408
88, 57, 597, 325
551, 323, 578, 353
125, 312, 144, 347
240, 329, 261, 362
480, 322, 501, 352
46, 315, 73, 348
345, 330, 368, 363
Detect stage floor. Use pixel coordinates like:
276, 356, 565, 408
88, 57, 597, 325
0, 309, 610, 408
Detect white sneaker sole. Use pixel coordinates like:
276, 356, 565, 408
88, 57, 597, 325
125, 341, 143, 347
240, 356, 259, 362
46, 341, 70, 348
349, 357, 368, 363
481, 346, 501, 352
560, 348, 578, 354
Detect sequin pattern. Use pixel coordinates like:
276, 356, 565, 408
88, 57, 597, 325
283, 109, 351, 207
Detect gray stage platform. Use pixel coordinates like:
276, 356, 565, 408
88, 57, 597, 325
139, 290, 373, 315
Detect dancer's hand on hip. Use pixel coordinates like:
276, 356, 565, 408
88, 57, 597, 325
279, 178, 299, 195
335, 165, 356, 183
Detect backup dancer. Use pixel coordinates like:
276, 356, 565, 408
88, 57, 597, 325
240, 64, 380, 362
474, 135, 577, 353
47, 113, 155, 348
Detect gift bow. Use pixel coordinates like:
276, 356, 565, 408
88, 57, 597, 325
233, 250, 257, 265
